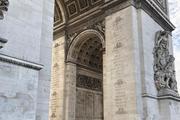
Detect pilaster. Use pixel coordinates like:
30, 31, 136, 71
104, 5, 142, 120
64, 62, 76, 120
50, 34, 66, 120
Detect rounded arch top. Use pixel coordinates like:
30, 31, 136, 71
67, 29, 105, 64
54, 0, 67, 25
54, 0, 104, 26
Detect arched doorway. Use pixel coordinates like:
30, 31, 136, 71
67, 30, 104, 120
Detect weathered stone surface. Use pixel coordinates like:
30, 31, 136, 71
49, 36, 66, 120
0, 62, 38, 120
0, 0, 54, 120
105, 6, 142, 120
51, 1, 180, 120
0, 0, 180, 120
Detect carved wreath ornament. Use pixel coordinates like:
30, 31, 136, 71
153, 30, 178, 92
0, 0, 9, 19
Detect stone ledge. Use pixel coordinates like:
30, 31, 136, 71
142, 93, 180, 102
158, 95, 180, 102
0, 53, 43, 70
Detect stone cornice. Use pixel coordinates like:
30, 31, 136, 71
135, 0, 175, 32
102, 0, 128, 10
0, 53, 43, 70
142, 93, 180, 102
53, 0, 175, 33
54, 23, 66, 35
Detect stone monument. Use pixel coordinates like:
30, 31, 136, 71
0, 0, 180, 120
51, 0, 180, 120
0, 0, 54, 120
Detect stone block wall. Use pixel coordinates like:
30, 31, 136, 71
0, 0, 54, 120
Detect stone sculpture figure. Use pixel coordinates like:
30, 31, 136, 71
0, 0, 9, 19
153, 30, 178, 93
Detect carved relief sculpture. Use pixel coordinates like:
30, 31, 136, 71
77, 74, 102, 91
0, 0, 9, 49
0, 0, 9, 19
153, 30, 178, 94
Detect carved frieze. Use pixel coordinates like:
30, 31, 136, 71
153, 31, 178, 93
76, 74, 102, 91
0, 0, 9, 19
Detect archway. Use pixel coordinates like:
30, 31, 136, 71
54, 0, 66, 27
67, 30, 104, 120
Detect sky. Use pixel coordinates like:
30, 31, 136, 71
169, 0, 180, 92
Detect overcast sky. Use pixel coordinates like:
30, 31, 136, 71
169, 0, 180, 92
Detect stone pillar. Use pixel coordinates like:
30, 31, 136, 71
64, 62, 76, 120
49, 34, 66, 120
104, 6, 141, 120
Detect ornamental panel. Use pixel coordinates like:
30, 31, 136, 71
76, 74, 102, 91
65, 0, 103, 19
54, 0, 63, 25
153, 31, 178, 94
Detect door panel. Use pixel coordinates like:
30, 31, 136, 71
76, 88, 103, 120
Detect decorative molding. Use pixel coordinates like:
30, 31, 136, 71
77, 74, 102, 91
154, 0, 167, 12
54, 0, 63, 26
67, 1, 78, 17
0, 53, 43, 70
0, 0, 9, 19
88, 20, 105, 35
76, 37, 103, 70
65, 0, 103, 19
135, 0, 175, 32
91, 0, 102, 5
142, 93, 180, 102
153, 31, 178, 95
77, 0, 89, 11
54, 0, 174, 33
66, 20, 105, 47
67, 32, 78, 47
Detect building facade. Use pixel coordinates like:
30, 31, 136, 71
0, 0, 180, 120
0, 0, 54, 120
51, 0, 180, 120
